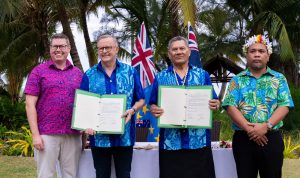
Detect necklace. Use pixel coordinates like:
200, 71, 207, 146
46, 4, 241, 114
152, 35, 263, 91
173, 68, 188, 86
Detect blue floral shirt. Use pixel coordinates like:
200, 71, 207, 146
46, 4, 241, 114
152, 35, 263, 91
149, 65, 217, 150
222, 67, 294, 130
80, 60, 145, 147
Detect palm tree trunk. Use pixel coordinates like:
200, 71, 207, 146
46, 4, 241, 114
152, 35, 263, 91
39, 7, 50, 60
7, 71, 22, 103
218, 66, 228, 101
219, 82, 227, 101
57, 2, 83, 72
79, 0, 97, 67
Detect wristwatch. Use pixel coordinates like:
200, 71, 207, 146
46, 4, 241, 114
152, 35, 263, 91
131, 107, 136, 114
266, 121, 274, 130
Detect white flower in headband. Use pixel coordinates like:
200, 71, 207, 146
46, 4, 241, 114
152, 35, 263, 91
242, 34, 272, 54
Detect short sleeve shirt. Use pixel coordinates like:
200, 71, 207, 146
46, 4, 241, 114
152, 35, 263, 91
24, 60, 83, 134
222, 67, 294, 130
149, 65, 218, 150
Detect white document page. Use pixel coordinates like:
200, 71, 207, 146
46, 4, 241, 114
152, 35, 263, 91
72, 91, 125, 133
97, 98, 124, 132
185, 89, 211, 127
159, 87, 186, 125
73, 93, 100, 130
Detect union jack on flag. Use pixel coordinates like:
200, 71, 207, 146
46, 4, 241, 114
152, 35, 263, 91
132, 22, 159, 142
132, 22, 156, 88
188, 21, 202, 68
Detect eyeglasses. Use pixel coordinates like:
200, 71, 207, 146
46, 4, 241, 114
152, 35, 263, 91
50, 45, 69, 50
98, 46, 114, 53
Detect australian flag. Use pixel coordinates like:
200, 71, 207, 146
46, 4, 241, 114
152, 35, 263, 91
132, 22, 159, 142
188, 21, 202, 68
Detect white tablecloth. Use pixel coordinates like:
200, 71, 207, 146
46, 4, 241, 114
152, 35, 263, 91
57, 142, 237, 178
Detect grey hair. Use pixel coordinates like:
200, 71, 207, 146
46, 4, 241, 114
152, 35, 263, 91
167, 36, 189, 49
50, 33, 70, 45
96, 34, 119, 47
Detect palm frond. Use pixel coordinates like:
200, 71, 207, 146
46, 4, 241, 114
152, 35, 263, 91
254, 11, 295, 63
118, 47, 131, 60
169, 0, 196, 26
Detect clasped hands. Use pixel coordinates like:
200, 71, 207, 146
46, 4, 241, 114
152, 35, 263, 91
150, 99, 220, 118
246, 122, 269, 146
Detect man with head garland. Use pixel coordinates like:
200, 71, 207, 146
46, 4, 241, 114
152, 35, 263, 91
222, 33, 294, 178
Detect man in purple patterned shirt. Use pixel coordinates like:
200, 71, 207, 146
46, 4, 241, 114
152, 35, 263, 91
25, 33, 83, 178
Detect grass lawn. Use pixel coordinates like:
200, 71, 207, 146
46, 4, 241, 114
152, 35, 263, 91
0, 155, 36, 178
0, 155, 299, 178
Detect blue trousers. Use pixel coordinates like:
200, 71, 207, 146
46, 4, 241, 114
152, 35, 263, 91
91, 146, 133, 178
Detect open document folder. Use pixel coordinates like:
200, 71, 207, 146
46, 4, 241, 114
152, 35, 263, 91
71, 89, 127, 134
158, 85, 212, 128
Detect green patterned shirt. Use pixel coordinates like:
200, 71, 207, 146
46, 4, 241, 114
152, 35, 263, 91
222, 67, 294, 130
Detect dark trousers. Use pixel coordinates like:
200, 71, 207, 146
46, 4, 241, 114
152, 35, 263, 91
91, 146, 133, 178
232, 130, 284, 178
159, 146, 216, 178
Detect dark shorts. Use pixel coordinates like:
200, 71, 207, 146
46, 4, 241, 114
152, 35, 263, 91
159, 146, 216, 178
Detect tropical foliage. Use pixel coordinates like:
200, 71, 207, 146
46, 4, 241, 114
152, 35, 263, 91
0, 0, 299, 157
283, 86, 300, 131
1, 126, 33, 157
0, 95, 27, 130
283, 135, 300, 159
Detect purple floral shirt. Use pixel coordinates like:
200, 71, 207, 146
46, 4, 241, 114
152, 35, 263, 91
25, 60, 83, 135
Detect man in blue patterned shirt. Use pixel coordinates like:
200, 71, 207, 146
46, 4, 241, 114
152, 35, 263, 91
80, 35, 145, 178
222, 34, 294, 178
149, 36, 220, 178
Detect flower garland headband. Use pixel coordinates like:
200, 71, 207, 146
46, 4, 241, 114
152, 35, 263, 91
242, 34, 273, 54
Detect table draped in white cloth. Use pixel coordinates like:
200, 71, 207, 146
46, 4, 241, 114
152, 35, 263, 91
57, 142, 237, 178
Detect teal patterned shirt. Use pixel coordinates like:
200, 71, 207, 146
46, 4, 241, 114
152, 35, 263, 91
149, 65, 218, 150
80, 60, 145, 147
222, 67, 294, 130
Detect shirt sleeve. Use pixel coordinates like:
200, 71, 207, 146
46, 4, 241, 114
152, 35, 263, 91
277, 75, 294, 109
133, 69, 145, 103
222, 77, 240, 110
204, 71, 218, 99
80, 74, 90, 91
24, 67, 40, 96
149, 77, 159, 105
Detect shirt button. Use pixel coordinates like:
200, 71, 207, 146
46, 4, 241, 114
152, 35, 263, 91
110, 80, 112, 82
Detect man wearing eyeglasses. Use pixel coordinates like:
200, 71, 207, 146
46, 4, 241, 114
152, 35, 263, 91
25, 33, 83, 178
80, 34, 145, 178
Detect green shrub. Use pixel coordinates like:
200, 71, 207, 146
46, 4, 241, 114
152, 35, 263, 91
0, 124, 8, 140
1, 126, 33, 157
282, 86, 300, 131
0, 95, 28, 130
283, 134, 300, 159
213, 110, 234, 140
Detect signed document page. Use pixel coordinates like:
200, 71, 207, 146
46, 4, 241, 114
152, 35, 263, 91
158, 86, 212, 128
72, 89, 127, 134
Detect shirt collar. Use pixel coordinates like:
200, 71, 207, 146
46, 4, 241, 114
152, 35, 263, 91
166, 63, 194, 72
48, 59, 73, 70
241, 67, 275, 77
97, 59, 120, 72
